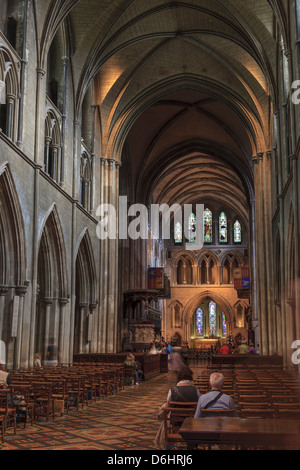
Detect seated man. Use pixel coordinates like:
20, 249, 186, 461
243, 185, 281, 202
194, 372, 238, 418
0, 361, 11, 386
236, 340, 249, 354
220, 343, 229, 355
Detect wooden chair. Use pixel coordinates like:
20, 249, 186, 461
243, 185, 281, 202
10, 384, 34, 428
238, 394, 268, 404
0, 388, 17, 436
164, 406, 197, 450
66, 376, 84, 411
123, 365, 135, 386
50, 379, 69, 416
0, 415, 4, 443
239, 408, 274, 419
276, 410, 300, 420
32, 382, 54, 421
200, 408, 236, 417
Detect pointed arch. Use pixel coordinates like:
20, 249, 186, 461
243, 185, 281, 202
38, 204, 68, 299
0, 163, 26, 285
183, 290, 233, 327
286, 204, 295, 301
75, 229, 97, 305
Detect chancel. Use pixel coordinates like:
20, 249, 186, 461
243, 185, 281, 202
0, 0, 300, 452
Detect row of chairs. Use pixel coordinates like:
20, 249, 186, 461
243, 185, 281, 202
0, 362, 132, 442
193, 364, 300, 420
164, 365, 300, 449
163, 401, 235, 450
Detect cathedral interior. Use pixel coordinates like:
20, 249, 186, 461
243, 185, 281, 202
0, 0, 299, 375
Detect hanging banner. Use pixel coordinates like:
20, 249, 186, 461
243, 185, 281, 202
234, 267, 250, 290
148, 268, 164, 289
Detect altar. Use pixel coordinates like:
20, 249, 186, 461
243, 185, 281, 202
193, 338, 224, 350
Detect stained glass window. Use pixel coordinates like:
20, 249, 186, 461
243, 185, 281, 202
219, 212, 227, 243
234, 220, 242, 243
189, 213, 196, 243
209, 301, 217, 336
175, 222, 182, 244
222, 312, 227, 337
204, 208, 212, 243
196, 308, 203, 336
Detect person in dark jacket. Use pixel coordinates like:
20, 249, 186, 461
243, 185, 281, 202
167, 366, 200, 403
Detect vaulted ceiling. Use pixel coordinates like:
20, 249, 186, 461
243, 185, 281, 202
34, 0, 287, 220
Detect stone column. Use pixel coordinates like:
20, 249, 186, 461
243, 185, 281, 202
6, 94, 15, 139
107, 158, 117, 353
99, 157, 108, 352
58, 298, 69, 363
43, 298, 53, 362
252, 154, 266, 354
88, 303, 97, 352
264, 151, 276, 354
52, 144, 59, 180
14, 286, 27, 369
78, 303, 86, 354
60, 56, 68, 188
44, 137, 51, 173
0, 287, 8, 339
290, 154, 300, 346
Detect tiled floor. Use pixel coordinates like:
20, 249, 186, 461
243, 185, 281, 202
1, 372, 180, 451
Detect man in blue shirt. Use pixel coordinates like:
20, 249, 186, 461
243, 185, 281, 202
194, 372, 238, 418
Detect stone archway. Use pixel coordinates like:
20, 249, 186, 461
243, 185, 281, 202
35, 205, 69, 364
74, 229, 97, 354
182, 290, 233, 343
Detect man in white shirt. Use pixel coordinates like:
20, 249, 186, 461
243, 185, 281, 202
194, 372, 238, 418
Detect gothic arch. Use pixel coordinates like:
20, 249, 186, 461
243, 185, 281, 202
0, 163, 26, 286
74, 229, 97, 354
199, 252, 219, 285
0, 46, 19, 139
38, 204, 68, 299
233, 300, 248, 329
183, 290, 233, 327
176, 254, 194, 285
169, 300, 183, 329
75, 229, 97, 305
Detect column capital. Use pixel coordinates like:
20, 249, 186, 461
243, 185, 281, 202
16, 286, 27, 297
284, 49, 293, 60
36, 68, 45, 78
59, 298, 69, 307
0, 286, 8, 296
100, 157, 107, 165
43, 297, 53, 305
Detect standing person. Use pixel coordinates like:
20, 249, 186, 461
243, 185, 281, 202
170, 346, 184, 372
33, 353, 42, 367
181, 341, 190, 366
166, 341, 173, 370
194, 372, 238, 418
0, 361, 11, 386
46, 338, 60, 366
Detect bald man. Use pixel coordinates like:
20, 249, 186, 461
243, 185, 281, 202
194, 372, 238, 418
